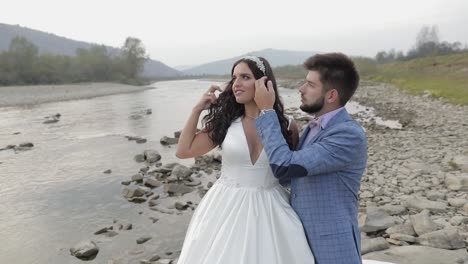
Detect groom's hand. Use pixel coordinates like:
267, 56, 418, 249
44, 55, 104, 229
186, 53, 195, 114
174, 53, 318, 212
254, 76, 275, 110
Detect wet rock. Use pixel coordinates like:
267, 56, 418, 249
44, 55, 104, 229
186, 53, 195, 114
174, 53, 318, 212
70, 240, 99, 260
131, 173, 144, 182
144, 150, 161, 163
134, 154, 145, 163
121, 180, 131, 185
94, 227, 110, 235
361, 237, 389, 254
160, 136, 179, 146
164, 184, 193, 195
136, 138, 147, 144
19, 142, 34, 148
175, 201, 190, 210
122, 186, 146, 199
104, 230, 119, 237
149, 206, 175, 214
129, 114, 143, 120
417, 227, 466, 249
171, 165, 192, 180
410, 209, 441, 236
145, 178, 162, 188
184, 178, 202, 187
136, 236, 152, 244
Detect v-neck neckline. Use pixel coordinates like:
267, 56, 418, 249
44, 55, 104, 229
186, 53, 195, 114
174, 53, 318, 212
239, 117, 264, 166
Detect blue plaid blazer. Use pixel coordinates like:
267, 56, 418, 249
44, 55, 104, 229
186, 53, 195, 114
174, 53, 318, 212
255, 109, 367, 264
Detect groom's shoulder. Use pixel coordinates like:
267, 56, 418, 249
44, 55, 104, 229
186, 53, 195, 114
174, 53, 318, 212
328, 118, 366, 140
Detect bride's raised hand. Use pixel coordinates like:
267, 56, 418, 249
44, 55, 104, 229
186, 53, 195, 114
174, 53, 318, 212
194, 85, 222, 112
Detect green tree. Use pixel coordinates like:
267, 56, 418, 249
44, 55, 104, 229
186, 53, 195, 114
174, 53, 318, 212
121, 37, 147, 79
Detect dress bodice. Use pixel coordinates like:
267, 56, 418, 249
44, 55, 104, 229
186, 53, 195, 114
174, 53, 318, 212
218, 118, 279, 189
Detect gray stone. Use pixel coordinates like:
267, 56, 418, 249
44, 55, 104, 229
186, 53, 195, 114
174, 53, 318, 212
379, 204, 407, 215
361, 237, 389, 254
184, 178, 202, 187
404, 196, 447, 213
134, 154, 145, 163
136, 236, 152, 244
450, 216, 468, 226
122, 186, 146, 199
410, 209, 441, 236
363, 245, 468, 264
446, 173, 468, 191
171, 165, 192, 179
386, 221, 417, 236
418, 227, 466, 249
359, 207, 396, 233
426, 190, 446, 201
145, 178, 162, 188
160, 136, 178, 145
453, 155, 468, 173
448, 198, 467, 208
144, 150, 161, 163
164, 184, 193, 195
131, 173, 144, 182
70, 240, 99, 259
389, 233, 417, 243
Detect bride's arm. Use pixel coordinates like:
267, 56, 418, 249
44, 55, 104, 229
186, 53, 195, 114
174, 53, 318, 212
176, 85, 221, 159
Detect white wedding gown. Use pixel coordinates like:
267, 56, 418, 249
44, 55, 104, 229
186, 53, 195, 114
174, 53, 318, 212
177, 118, 392, 264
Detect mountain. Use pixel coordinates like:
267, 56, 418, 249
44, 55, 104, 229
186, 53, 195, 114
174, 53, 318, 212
0, 23, 182, 78
183, 48, 318, 75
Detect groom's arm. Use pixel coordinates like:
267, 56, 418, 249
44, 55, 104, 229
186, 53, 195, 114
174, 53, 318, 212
255, 111, 366, 180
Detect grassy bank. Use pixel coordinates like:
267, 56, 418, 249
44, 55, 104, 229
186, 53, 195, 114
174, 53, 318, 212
365, 52, 468, 105
272, 53, 468, 105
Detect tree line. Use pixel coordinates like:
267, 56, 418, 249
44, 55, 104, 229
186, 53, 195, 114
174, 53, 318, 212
375, 25, 468, 64
0, 36, 147, 86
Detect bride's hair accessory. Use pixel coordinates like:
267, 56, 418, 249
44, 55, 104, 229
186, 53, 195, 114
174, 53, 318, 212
241, 56, 266, 75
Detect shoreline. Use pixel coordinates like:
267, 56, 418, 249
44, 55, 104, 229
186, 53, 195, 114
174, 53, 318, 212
0, 82, 155, 108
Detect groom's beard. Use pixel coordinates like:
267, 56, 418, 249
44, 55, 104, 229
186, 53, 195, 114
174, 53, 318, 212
300, 94, 325, 114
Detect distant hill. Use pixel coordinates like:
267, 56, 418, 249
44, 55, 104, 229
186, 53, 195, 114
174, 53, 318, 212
183, 48, 318, 75
0, 23, 182, 78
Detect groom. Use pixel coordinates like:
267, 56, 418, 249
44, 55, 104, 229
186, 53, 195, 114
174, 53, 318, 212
254, 53, 367, 264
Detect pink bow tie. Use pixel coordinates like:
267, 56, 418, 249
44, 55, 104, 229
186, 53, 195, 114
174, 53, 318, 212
309, 116, 321, 128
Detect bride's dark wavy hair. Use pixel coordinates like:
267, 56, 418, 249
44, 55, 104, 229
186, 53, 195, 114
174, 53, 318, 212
202, 57, 293, 149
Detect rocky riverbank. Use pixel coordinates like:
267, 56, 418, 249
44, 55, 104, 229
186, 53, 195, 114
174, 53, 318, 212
71, 81, 468, 264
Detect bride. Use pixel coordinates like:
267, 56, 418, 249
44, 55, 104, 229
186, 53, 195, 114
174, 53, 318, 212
175, 56, 391, 264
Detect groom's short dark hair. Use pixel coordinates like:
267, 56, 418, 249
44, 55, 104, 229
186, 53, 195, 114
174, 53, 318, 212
303, 53, 359, 106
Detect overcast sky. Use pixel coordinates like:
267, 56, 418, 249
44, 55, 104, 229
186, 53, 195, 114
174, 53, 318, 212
3, 0, 468, 67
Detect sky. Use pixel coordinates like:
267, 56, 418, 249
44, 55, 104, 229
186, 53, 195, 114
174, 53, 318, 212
2, 0, 468, 67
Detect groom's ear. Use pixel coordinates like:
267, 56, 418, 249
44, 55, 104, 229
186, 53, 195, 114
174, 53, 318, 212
326, 89, 339, 103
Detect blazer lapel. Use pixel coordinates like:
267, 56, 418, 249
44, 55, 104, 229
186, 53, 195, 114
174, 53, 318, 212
297, 125, 310, 150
